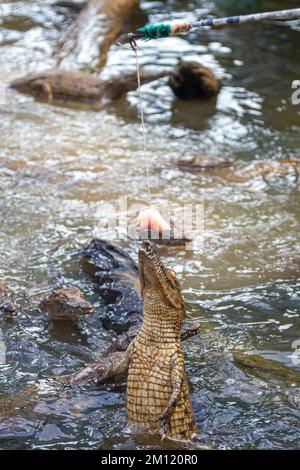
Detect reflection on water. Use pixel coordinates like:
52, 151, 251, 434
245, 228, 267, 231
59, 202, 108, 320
0, 0, 300, 450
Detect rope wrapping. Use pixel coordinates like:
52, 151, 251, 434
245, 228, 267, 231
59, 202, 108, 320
171, 21, 192, 36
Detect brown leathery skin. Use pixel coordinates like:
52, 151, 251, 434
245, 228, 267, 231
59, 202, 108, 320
127, 241, 196, 441
10, 69, 169, 108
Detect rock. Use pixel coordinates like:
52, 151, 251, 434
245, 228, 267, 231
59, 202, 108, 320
169, 61, 221, 100
81, 239, 142, 332
54, 1, 87, 13
0, 285, 17, 317
39, 287, 94, 320
177, 154, 235, 172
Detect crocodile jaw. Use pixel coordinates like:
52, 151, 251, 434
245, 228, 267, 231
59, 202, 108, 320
138, 241, 184, 311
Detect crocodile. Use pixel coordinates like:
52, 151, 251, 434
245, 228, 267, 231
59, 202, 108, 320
77, 241, 197, 440
10, 69, 168, 109
39, 287, 94, 320
81, 239, 192, 332
127, 241, 196, 440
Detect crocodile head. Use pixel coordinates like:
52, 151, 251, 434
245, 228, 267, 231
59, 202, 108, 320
138, 241, 184, 311
39, 287, 94, 320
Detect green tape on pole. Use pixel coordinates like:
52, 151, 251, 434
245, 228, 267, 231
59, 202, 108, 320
139, 23, 172, 40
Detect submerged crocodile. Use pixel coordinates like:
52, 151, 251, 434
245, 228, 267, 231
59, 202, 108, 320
10, 69, 168, 109
39, 287, 94, 320
77, 241, 197, 440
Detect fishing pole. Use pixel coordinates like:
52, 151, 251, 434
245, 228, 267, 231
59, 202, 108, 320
122, 8, 300, 49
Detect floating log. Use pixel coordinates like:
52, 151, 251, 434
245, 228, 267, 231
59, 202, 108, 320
10, 69, 167, 109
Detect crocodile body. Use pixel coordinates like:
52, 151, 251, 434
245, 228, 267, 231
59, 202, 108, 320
127, 242, 196, 440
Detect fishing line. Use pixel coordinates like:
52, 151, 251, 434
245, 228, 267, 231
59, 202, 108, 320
133, 46, 152, 205
116, 39, 153, 205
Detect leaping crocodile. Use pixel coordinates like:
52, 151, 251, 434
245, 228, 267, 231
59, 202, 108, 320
74, 241, 197, 441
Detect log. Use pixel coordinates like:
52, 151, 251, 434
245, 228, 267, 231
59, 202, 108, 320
55, 0, 140, 70
10, 69, 168, 109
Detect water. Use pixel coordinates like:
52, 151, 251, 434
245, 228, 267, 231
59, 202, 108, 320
0, 0, 300, 450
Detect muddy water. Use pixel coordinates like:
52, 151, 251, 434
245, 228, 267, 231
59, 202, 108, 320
0, 0, 300, 450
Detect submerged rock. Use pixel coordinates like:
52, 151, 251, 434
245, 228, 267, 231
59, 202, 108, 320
0, 418, 37, 439
0, 285, 17, 317
39, 287, 94, 320
177, 157, 300, 188
169, 61, 221, 100
177, 154, 235, 172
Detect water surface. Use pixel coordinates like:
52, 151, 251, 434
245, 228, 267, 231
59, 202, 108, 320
0, 0, 300, 450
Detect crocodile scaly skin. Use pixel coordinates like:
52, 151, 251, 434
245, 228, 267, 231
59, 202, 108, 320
127, 242, 196, 440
